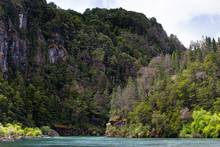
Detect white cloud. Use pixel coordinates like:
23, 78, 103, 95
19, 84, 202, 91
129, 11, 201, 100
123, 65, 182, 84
46, 0, 220, 47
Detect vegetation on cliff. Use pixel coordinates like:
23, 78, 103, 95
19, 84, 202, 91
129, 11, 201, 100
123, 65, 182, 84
1, 0, 220, 138
0, 0, 184, 135
107, 37, 220, 137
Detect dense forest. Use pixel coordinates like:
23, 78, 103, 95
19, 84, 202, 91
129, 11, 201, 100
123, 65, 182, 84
107, 37, 220, 137
0, 0, 219, 138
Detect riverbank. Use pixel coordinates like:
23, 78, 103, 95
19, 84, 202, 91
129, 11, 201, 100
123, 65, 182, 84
0, 123, 42, 142
106, 109, 220, 138
1, 137, 220, 147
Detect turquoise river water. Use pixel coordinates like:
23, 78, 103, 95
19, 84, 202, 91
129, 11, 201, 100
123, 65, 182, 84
0, 136, 220, 147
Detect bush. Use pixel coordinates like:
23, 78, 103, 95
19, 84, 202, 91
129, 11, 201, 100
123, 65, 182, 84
128, 123, 150, 138
180, 109, 220, 138
40, 126, 52, 134
0, 123, 42, 138
24, 128, 42, 137
0, 123, 24, 137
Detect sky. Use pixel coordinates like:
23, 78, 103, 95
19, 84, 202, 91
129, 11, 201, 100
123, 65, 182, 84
46, 0, 220, 47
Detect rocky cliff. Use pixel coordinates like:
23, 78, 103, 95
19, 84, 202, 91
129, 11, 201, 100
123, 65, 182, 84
0, 0, 68, 77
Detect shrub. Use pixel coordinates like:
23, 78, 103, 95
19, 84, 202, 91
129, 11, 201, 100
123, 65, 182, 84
40, 126, 52, 135
180, 109, 220, 138
24, 128, 42, 137
0, 123, 42, 138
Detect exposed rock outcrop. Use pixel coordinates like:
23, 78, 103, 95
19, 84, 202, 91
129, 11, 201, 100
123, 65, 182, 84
180, 108, 192, 121
0, 20, 8, 73
48, 44, 67, 63
0, 0, 68, 76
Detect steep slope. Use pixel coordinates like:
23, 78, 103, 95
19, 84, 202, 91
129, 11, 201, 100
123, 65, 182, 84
0, 0, 185, 135
106, 38, 220, 138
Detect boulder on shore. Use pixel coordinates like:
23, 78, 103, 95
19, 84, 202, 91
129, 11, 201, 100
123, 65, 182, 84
41, 126, 59, 137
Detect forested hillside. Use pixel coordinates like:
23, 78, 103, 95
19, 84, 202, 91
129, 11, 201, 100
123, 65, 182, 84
106, 37, 220, 137
0, 0, 185, 135
3, 0, 220, 139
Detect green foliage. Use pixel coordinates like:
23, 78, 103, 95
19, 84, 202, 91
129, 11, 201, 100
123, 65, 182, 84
0, 123, 42, 138
0, 123, 24, 137
0, 5, 5, 17
213, 98, 220, 112
40, 126, 51, 134
2, 0, 220, 138
91, 48, 105, 62
180, 109, 220, 138
106, 123, 149, 138
24, 127, 42, 137
179, 123, 192, 138
108, 37, 220, 138
128, 123, 150, 138
128, 102, 151, 125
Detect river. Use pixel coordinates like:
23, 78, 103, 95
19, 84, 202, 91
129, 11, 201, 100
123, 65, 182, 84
0, 137, 220, 147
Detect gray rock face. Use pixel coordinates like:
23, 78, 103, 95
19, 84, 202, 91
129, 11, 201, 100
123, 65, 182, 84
10, 33, 28, 71
0, 18, 28, 74
19, 13, 27, 29
48, 45, 66, 63
48, 33, 67, 64
45, 129, 59, 137
0, 0, 68, 76
180, 108, 192, 121
0, 21, 8, 73
195, 71, 206, 80
35, 29, 46, 66
0, 0, 29, 75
